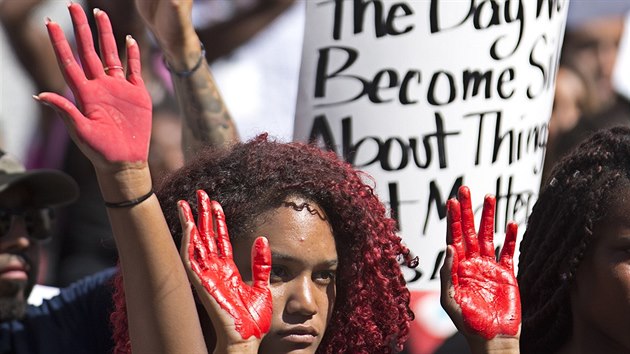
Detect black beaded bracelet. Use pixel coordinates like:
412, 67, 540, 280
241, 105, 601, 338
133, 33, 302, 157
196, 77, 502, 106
104, 189, 154, 208
163, 42, 206, 78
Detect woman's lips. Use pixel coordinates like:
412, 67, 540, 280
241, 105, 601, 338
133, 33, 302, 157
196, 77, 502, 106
277, 326, 318, 344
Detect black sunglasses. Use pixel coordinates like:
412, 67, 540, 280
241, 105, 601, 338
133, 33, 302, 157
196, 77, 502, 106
0, 208, 55, 241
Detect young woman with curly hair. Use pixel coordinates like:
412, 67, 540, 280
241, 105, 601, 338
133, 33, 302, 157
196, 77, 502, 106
110, 133, 418, 353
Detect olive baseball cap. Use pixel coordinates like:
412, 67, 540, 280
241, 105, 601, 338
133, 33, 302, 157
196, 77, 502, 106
0, 150, 79, 208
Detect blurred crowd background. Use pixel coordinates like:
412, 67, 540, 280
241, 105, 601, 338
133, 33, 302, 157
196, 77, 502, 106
0, 0, 303, 287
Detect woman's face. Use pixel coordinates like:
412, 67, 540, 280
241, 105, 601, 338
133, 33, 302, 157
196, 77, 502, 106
570, 190, 630, 352
233, 197, 338, 354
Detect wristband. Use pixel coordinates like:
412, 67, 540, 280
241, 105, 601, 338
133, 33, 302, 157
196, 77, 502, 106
163, 42, 206, 78
104, 189, 154, 208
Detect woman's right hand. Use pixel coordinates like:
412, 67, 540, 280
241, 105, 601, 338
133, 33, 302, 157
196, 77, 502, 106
178, 190, 272, 353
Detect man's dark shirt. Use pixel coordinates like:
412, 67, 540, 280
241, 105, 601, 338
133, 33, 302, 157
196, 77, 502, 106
0, 268, 116, 353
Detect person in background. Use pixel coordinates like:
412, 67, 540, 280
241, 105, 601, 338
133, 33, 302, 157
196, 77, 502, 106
562, 1, 629, 114
0, 149, 119, 353
518, 126, 630, 354
543, 1, 630, 181
543, 65, 591, 184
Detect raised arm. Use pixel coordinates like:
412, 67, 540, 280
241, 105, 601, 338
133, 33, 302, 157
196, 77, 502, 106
34, 4, 206, 353
440, 186, 521, 354
135, 0, 239, 161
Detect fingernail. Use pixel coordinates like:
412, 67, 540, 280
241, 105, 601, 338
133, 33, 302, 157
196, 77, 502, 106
126, 35, 135, 45
45, 17, 52, 25
33, 95, 53, 109
93, 8, 100, 16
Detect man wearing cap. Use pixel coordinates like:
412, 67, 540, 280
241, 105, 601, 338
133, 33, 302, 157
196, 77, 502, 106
0, 150, 114, 353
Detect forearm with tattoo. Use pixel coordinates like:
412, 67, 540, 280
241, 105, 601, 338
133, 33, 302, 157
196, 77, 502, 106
170, 60, 239, 161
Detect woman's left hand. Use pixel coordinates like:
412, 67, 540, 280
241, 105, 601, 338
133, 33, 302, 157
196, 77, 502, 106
440, 186, 521, 353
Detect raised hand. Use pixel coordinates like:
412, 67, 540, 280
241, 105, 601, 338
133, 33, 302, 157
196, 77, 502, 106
179, 190, 272, 350
134, 0, 196, 67
440, 186, 521, 345
135, 0, 238, 158
36, 3, 151, 169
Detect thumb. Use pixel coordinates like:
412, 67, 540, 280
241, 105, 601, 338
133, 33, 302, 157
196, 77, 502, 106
440, 246, 464, 329
178, 200, 204, 276
35, 92, 87, 132
499, 222, 518, 272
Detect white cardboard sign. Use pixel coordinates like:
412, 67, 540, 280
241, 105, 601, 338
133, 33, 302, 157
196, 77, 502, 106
295, 0, 569, 291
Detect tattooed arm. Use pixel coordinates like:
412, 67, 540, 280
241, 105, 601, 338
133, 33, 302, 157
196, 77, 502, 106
170, 54, 238, 161
135, 0, 238, 161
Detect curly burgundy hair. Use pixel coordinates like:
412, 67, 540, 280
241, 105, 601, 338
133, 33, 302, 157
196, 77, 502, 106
111, 134, 416, 353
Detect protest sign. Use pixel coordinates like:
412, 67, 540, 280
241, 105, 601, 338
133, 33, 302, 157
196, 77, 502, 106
295, 0, 569, 289
295, 2, 569, 351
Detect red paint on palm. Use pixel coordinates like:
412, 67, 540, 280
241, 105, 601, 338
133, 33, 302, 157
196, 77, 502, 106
185, 191, 272, 339
39, 4, 151, 164
448, 186, 521, 339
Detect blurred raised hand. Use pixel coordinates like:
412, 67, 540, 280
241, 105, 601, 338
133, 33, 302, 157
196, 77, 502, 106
135, 0, 238, 159
134, 0, 197, 71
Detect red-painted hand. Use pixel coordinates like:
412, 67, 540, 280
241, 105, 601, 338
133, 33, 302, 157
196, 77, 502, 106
440, 186, 521, 341
179, 190, 272, 344
36, 4, 151, 168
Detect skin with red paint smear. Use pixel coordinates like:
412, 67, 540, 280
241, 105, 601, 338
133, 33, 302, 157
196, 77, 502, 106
447, 186, 521, 339
37, 3, 151, 165
182, 190, 272, 339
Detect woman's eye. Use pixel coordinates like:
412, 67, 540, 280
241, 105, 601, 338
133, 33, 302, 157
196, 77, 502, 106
270, 266, 289, 281
314, 270, 336, 285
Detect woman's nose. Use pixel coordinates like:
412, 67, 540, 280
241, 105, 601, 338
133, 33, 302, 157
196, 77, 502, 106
286, 276, 318, 317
